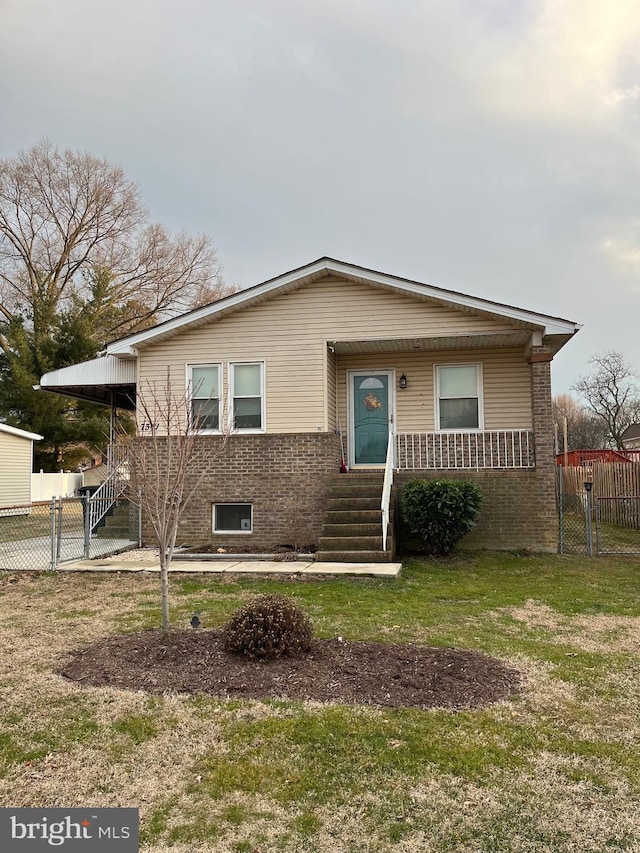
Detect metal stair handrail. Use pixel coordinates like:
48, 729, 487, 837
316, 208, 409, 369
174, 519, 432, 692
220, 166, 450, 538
381, 429, 395, 551
88, 445, 130, 533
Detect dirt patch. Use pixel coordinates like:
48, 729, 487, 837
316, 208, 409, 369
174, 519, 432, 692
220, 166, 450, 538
61, 630, 520, 711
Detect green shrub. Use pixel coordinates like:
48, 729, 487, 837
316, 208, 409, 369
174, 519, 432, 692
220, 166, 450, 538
400, 479, 482, 556
221, 594, 313, 660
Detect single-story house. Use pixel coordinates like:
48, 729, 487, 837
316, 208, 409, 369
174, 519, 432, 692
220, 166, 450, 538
39, 257, 579, 557
0, 423, 43, 511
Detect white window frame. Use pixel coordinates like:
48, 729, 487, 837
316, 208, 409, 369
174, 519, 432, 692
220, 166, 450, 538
187, 363, 222, 434
212, 503, 253, 533
434, 363, 484, 431
229, 361, 266, 434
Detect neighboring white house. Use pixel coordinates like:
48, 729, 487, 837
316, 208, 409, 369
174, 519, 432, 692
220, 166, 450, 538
0, 423, 43, 510
621, 424, 640, 450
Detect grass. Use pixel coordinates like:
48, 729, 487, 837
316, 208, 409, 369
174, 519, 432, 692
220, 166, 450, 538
0, 506, 52, 542
1, 552, 640, 851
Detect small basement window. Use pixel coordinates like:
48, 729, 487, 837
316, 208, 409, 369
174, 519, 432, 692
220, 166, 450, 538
213, 503, 253, 533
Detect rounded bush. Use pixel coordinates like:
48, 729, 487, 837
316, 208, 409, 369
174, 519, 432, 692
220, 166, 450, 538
401, 479, 482, 556
221, 594, 313, 660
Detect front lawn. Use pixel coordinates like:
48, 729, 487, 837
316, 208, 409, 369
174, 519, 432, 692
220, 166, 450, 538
1, 552, 640, 851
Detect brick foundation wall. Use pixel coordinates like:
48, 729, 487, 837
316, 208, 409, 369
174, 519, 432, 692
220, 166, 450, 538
395, 347, 559, 553
395, 467, 557, 552
140, 432, 341, 551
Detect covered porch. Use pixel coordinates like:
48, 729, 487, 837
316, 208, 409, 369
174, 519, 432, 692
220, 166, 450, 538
326, 328, 548, 473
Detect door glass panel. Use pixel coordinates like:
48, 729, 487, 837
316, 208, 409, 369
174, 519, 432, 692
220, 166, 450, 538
358, 377, 385, 389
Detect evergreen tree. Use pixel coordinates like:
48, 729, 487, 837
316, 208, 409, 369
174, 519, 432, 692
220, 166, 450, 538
0, 311, 108, 470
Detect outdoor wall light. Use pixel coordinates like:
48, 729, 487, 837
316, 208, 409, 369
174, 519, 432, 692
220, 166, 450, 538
584, 481, 593, 492
399, 373, 408, 389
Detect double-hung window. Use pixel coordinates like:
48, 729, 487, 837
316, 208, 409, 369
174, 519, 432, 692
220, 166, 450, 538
436, 364, 482, 430
189, 364, 221, 431
231, 362, 264, 432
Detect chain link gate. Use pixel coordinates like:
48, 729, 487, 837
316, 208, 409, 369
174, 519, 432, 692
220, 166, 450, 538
558, 469, 592, 555
0, 494, 141, 571
49, 493, 141, 569
557, 466, 640, 556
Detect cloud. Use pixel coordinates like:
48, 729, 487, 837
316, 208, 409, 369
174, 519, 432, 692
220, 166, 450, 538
1, 0, 640, 394
601, 224, 640, 274
461, 0, 640, 123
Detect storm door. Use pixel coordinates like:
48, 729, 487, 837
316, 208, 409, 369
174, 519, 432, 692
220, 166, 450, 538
349, 371, 393, 466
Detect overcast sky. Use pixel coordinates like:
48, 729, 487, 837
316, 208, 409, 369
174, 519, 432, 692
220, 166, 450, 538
2, 0, 640, 394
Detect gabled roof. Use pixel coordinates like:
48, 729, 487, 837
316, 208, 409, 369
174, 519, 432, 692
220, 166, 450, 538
621, 424, 640, 442
106, 257, 580, 356
0, 423, 43, 442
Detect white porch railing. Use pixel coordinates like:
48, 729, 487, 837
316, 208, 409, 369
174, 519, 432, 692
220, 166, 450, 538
381, 430, 394, 551
106, 442, 130, 473
395, 430, 535, 470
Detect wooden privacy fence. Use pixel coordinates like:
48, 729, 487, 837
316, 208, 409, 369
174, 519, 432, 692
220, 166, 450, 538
559, 462, 640, 529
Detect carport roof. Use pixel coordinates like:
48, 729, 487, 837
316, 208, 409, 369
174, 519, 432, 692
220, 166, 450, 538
37, 356, 136, 410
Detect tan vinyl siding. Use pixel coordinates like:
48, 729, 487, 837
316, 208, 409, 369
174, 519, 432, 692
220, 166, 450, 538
138, 277, 529, 434
337, 348, 532, 438
0, 432, 33, 508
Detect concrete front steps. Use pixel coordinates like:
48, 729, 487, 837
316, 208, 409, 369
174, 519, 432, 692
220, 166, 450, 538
95, 501, 133, 540
316, 473, 394, 563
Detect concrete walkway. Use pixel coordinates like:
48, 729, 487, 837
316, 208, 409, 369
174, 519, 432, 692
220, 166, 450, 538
60, 557, 402, 577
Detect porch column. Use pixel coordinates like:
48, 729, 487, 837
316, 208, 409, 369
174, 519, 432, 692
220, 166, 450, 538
528, 346, 557, 549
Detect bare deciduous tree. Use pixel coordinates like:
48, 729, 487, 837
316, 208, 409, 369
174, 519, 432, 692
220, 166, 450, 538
553, 392, 609, 450
0, 140, 229, 337
572, 351, 640, 449
0, 140, 142, 321
124, 371, 229, 632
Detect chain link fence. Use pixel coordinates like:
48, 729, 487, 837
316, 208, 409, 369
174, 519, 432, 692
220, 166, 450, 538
0, 503, 54, 571
595, 497, 640, 555
0, 495, 140, 571
558, 484, 592, 556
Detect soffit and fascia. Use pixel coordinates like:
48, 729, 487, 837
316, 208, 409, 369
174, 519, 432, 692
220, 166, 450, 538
105, 258, 580, 358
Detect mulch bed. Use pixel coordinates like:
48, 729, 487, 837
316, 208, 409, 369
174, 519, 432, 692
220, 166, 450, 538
61, 630, 520, 710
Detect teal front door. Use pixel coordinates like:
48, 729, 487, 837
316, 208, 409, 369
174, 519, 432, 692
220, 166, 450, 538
351, 373, 390, 466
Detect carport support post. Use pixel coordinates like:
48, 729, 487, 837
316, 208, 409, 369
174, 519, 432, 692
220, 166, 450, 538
50, 496, 57, 571
110, 390, 117, 446
83, 490, 91, 559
